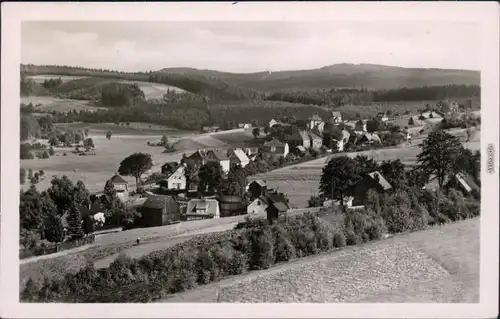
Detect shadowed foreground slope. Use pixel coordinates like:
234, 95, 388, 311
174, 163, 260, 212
163, 217, 479, 303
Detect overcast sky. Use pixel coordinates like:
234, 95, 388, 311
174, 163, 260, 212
21, 21, 480, 73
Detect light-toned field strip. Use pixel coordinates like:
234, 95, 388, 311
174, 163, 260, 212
162, 217, 479, 303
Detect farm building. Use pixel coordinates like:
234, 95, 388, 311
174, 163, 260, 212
138, 195, 181, 227
354, 120, 367, 132
247, 180, 267, 199
308, 132, 323, 149
262, 139, 289, 158
247, 196, 269, 215
269, 118, 280, 128
357, 132, 382, 145
185, 198, 220, 220
287, 130, 311, 149
352, 171, 393, 206
206, 149, 231, 173
331, 138, 344, 152
308, 113, 324, 130
158, 163, 186, 190
185, 149, 209, 167
219, 195, 246, 217
446, 172, 480, 198
229, 148, 250, 168
245, 147, 259, 156
330, 111, 343, 124
108, 174, 129, 202
376, 111, 389, 122
266, 197, 290, 223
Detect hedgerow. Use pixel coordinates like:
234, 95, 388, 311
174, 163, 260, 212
21, 189, 480, 302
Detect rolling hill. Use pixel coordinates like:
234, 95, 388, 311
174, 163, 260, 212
159, 63, 480, 91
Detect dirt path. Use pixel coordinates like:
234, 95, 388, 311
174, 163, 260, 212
20, 244, 93, 265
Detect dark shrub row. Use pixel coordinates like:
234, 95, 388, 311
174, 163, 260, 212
21, 189, 479, 303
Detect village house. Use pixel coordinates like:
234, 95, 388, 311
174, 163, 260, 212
185, 198, 220, 220
352, 171, 393, 206
331, 138, 344, 152
229, 148, 250, 168
247, 180, 267, 199
329, 111, 343, 124
262, 139, 289, 158
376, 111, 389, 122
287, 130, 311, 149
159, 162, 186, 190
446, 172, 480, 198
355, 120, 367, 132
308, 113, 324, 130
206, 149, 231, 173
138, 195, 181, 227
357, 132, 382, 145
108, 174, 129, 202
308, 132, 323, 149
245, 147, 259, 156
185, 149, 209, 167
269, 118, 280, 128
265, 191, 290, 223
247, 195, 269, 215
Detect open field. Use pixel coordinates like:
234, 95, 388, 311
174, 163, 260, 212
163, 217, 479, 303
54, 122, 182, 135
21, 134, 184, 193
173, 128, 249, 151
118, 80, 186, 99
26, 75, 89, 83
250, 129, 480, 208
21, 96, 105, 113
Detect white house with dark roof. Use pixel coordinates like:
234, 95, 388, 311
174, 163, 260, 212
229, 148, 250, 168
330, 111, 343, 124
185, 198, 220, 220
263, 139, 289, 158
206, 149, 231, 173
109, 174, 129, 201
308, 113, 324, 130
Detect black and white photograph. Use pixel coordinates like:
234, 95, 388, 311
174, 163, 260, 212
1, 2, 498, 318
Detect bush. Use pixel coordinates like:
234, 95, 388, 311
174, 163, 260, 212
332, 232, 346, 248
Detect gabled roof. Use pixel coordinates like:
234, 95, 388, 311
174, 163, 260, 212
361, 132, 381, 143
161, 162, 179, 174
266, 192, 290, 210
208, 149, 230, 161
186, 198, 219, 216
250, 179, 267, 187
166, 164, 185, 179
268, 201, 289, 212
110, 174, 128, 184
231, 148, 250, 163
455, 172, 480, 193
142, 195, 177, 210
367, 171, 392, 191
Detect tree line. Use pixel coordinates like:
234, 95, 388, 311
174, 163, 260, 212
266, 85, 480, 107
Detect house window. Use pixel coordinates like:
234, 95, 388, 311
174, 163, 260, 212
257, 200, 260, 206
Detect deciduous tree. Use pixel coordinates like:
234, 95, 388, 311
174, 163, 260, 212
118, 152, 153, 189
320, 156, 360, 210
198, 161, 224, 193
417, 130, 463, 188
